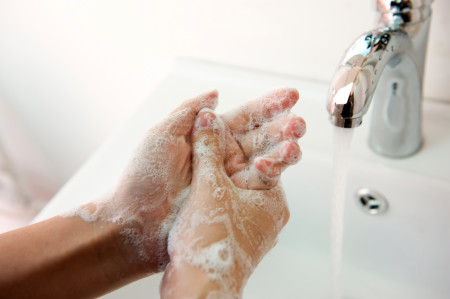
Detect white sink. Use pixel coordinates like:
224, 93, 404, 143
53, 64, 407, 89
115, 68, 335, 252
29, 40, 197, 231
34, 59, 450, 299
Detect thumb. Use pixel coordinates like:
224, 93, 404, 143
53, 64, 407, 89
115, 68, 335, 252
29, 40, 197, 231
191, 109, 227, 182
162, 90, 218, 136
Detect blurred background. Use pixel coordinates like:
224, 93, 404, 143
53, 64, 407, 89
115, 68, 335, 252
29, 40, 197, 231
0, 0, 448, 231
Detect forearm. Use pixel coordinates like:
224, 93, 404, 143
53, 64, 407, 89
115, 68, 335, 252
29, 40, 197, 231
0, 215, 148, 298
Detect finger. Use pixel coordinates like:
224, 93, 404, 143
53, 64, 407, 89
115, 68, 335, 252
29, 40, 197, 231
229, 159, 281, 190
244, 141, 301, 190
221, 88, 299, 134
239, 114, 306, 157
161, 90, 219, 136
253, 157, 283, 179
248, 160, 281, 190
170, 90, 218, 116
256, 139, 302, 167
191, 109, 227, 181
223, 132, 247, 176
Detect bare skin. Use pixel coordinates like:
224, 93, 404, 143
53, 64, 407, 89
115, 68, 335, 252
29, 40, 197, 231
161, 110, 291, 298
0, 216, 145, 298
93, 88, 305, 271
0, 89, 305, 298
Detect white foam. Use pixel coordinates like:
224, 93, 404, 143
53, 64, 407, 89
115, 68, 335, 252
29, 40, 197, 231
213, 188, 226, 201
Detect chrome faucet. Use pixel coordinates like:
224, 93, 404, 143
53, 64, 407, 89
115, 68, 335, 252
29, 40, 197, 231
327, 0, 433, 158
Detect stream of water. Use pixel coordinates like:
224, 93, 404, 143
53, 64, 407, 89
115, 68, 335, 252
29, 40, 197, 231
330, 126, 354, 299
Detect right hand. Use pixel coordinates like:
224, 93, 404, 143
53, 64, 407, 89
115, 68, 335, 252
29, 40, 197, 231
161, 110, 291, 298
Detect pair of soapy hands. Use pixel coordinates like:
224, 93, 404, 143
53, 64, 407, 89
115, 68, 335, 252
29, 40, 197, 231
112, 88, 305, 293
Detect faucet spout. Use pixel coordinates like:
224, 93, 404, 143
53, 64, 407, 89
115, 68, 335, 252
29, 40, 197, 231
327, 29, 411, 128
327, 0, 432, 158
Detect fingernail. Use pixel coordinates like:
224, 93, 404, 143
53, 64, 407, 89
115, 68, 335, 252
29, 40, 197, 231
282, 142, 301, 163
200, 90, 219, 110
263, 159, 273, 167
293, 120, 306, 138
281, 88, 299, 109
196, 111, 216, 128
255, 157, 274, 174
285, 118, 306, 139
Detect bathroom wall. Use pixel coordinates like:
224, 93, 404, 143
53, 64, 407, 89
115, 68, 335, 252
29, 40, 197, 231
0, 0, 448, 185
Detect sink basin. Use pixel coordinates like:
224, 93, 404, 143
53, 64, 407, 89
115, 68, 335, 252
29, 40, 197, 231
34, 59, 450, 298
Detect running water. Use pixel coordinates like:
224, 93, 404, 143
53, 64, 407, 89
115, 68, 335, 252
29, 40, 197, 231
330, 126, 354, 299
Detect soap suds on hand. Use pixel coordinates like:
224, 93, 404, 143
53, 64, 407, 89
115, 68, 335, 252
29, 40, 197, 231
62, 93, 294, 285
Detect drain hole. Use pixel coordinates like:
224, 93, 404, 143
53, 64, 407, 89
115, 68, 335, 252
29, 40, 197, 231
368, 202, 379, 210
356, 189, 388, 215
360, 197, 368, 206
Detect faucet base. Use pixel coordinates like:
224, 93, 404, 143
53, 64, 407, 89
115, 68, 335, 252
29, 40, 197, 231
368, 53, 423, 158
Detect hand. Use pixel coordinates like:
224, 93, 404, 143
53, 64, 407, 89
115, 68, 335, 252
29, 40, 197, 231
72, 91, 219, 271
71, 89, 304, 273
161, 110, 291, 298
221, 88, 305, 189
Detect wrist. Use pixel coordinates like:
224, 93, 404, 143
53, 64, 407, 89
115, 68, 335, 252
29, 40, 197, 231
105, 218, 151, 277
161, 245, 249, 299
76, 190, 169, 275
71, 214, 150, 283
98, 205, 164, 276
161, 260, 239, 299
